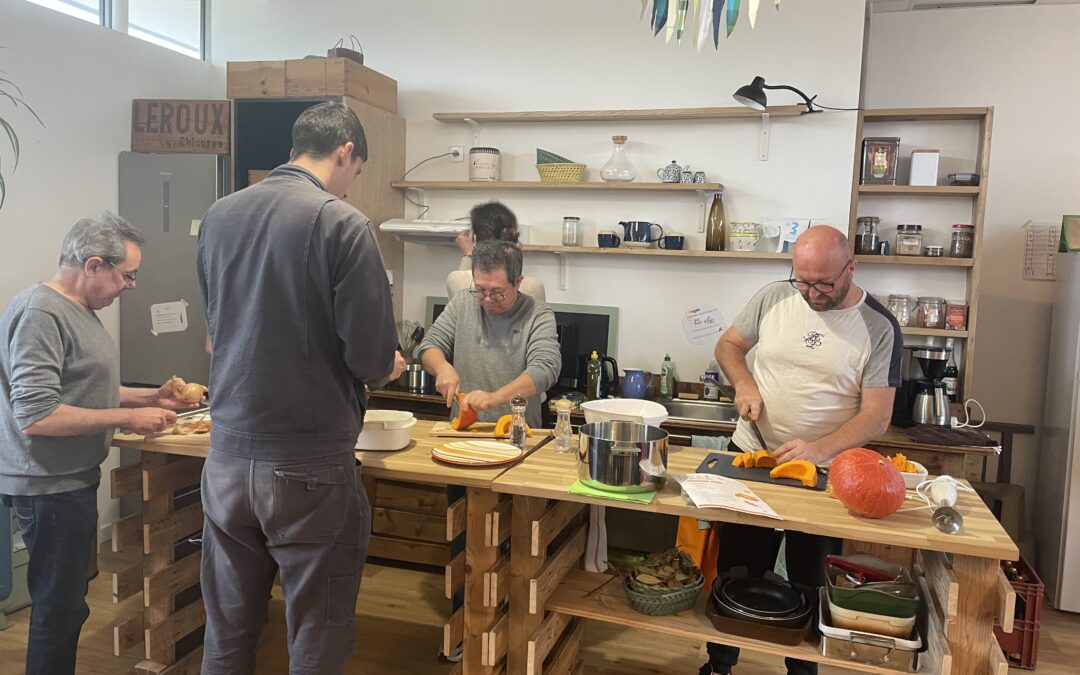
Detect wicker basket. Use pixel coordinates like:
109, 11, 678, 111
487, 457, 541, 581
536, 163, 586, 183
624, 574, 704, 616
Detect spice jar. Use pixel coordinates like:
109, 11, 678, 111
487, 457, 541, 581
949, 223, 974, 258
855, 217, 881, 255
914, 297, 946, 329
887, 295, 912, 327
924, 245, 944, 257
469, 147, 501, 181
946, 300, 968, 331
896, 224, 924, 256
561, 216, 582, 246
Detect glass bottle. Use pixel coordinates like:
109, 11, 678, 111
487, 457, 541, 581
942, 339, 960, 402
600, 135, 637, 182
585, 351, 601, 401
553, 399, 574, 453
659, 354, 675, 399
705, 193, 726, 251
509, 394, 528, 450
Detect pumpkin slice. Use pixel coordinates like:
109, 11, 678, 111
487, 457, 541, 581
494, 414, 513, 436
770, 460, 818, 488
732, 450, 756, 468
752, 449, 777, 469
451, 392, 478, 430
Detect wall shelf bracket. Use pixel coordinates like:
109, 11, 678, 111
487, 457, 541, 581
759, 112, 771, 162
464, 118, 482, 146
555, 252, 569, 290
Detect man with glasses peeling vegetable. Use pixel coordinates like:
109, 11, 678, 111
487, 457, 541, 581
698, 225, 903, 675
419, 240, 561, 428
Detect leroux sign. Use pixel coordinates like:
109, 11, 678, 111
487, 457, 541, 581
131, 99, 231, 154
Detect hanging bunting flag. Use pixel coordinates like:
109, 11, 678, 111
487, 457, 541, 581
665, 0, 677, 43
641, 0, 651, 22
712, 0, 725, 48
654, 0, 668, 35
749, 0, 759, 28
675, 0, 689, 45
775, 0, 781, 8
726, 0, 741, 37
696, 0, 713, 51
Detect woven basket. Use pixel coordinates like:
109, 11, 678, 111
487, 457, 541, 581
536, 163, 586, 183
624, 574, 704, 616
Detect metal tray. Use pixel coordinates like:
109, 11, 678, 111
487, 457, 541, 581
818, 589, 921, 672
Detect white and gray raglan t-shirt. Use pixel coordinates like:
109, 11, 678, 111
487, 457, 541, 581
730, 282, 902, 453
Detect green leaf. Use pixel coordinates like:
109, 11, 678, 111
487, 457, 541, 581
0, 116, 19, 168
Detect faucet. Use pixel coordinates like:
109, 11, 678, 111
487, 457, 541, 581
699, 373, 723, 387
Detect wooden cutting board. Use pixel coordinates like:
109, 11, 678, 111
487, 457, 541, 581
430, 421, 552, 438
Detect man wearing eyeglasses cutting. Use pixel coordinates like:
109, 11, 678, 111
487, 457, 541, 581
419, 240, 561, 428
699, 225, 902, 675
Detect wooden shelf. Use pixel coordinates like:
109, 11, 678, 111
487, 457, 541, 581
432, 105, 806, 123
855, 255, 975, 268
547, 569, 942, 675
863, 107, 991, 122
901, 327, 969, 339
858, 185, 981, 197
523, 245, 791, 260
391, 180, 724, 192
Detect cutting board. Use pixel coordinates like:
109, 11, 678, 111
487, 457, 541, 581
695, 452, 829, 492
430, 421, 552, 439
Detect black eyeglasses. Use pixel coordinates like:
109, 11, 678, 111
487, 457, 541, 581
106, 262, 138, 284
788, 260, 852, 293
468, 287, 507, 302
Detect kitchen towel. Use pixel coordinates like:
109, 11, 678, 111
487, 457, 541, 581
691, 434, 730, 450
568, 480, 656, 504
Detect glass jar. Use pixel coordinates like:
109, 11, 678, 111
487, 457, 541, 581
553, 399, 574, 453
896, 224, 924, 256
600, 135, 637, 182
855, 217, 881, 255
949, 223, 974, 258
561, 216, 582, 246
924, 245, 944, 257
914, 297, 946, 329
887, 294, 912, 327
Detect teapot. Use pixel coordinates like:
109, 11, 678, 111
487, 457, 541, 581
621, 368, 653, 399
656, 160, 682, 183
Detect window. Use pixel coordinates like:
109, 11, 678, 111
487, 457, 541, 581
128, 0, 203, 59
24, 0, 101, 24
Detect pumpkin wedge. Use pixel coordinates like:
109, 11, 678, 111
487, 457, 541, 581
769, 460, 818, 488
731, 450, 756, 468
494, 414, 513, 436
752, 449, 778, 469
451, 392, 478, 430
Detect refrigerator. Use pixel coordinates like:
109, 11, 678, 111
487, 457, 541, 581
1035, 253, 1080, 612
118, 152, 220, 387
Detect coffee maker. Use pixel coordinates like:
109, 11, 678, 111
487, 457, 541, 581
910, 346, 951, 426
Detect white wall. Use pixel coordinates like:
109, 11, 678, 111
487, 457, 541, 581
0, 0, 214, 537
867, 5, 1080, 539
211, 0, 867, 379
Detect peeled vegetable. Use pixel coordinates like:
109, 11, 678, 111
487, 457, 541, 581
731, 449, 778, 469
494, 414, 513, 436
830, 448, 906, 519
169, 376, 208, 404
451, 392, 477, 430
769, 460, 819, 488
889, 452, 917, 473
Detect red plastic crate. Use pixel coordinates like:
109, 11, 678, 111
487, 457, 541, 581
993, 556, 1044, 669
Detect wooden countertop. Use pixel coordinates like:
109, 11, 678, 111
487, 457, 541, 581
113, 419, 551, 490
491, 442, 1018, 561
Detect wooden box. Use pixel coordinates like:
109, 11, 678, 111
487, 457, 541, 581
226, 58, 397, 114
226, 61, 285, 98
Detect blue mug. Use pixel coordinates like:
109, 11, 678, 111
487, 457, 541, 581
658, 234, 685, 250
620, 368, 653, 399
597, 231, 621, 248
619, 221, 664, 244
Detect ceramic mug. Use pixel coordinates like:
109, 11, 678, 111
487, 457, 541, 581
693, 171, 707, 184
619, 221, 664, 244
658, 234, 685, 250
680, 170, 694, 184
620, 369, 653, 399
727, 222, 763, 252
597, 230, 621, 248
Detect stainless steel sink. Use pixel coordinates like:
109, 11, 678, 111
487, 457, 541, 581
663, 400, 740, 424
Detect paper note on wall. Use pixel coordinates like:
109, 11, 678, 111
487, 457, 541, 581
683, 305, 727, 345
150, 300, 189, 336
1022, 220, 1060, 281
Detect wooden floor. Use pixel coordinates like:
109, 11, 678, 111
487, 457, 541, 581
1, 545, 1077, 674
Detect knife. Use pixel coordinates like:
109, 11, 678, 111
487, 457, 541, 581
748, 418, 768, 451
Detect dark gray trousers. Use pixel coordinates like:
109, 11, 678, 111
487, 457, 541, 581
199, 450, 370, 675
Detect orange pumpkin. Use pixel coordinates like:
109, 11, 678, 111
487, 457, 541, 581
451, 393, 477, 430
830, 448, 906, 519
769, 460, 818, 488
752, 449, 778, 469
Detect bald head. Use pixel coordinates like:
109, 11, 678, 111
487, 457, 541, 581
792, 226, 850, 269
790, 226, 860, 311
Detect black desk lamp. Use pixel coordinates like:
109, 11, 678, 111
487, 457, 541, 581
733, 76, 821, 115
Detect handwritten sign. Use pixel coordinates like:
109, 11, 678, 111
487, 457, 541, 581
682, 305, 727, 345
150, 300, 189, 336
132, 99, 230, 154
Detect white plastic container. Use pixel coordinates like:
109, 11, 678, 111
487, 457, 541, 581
900, 461, 929, 490
356, 410, 416, 451
580, 398, 668, 427
909, 148, 940, 186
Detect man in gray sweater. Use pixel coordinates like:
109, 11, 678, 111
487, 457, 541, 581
0, 213, 189, 675
421, 240, 561, 428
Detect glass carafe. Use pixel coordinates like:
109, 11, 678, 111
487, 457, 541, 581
600, 135, 637, 182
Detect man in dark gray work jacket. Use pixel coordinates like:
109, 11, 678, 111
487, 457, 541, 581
0, 213, 187, 675
196, 101, 403, 675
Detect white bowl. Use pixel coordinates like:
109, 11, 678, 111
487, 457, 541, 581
900, 461, 929, 490
580, 398, 668, 427
356, 410, 416, 451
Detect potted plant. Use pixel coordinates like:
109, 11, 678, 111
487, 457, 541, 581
1, 48, 44, 210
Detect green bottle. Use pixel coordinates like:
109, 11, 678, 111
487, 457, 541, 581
585, 350, 601, 401
706, 193, 726, 251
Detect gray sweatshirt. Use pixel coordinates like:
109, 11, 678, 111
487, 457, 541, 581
0, 285, 119, 495
419, 292, 561, 428
197, 165, 397, 460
